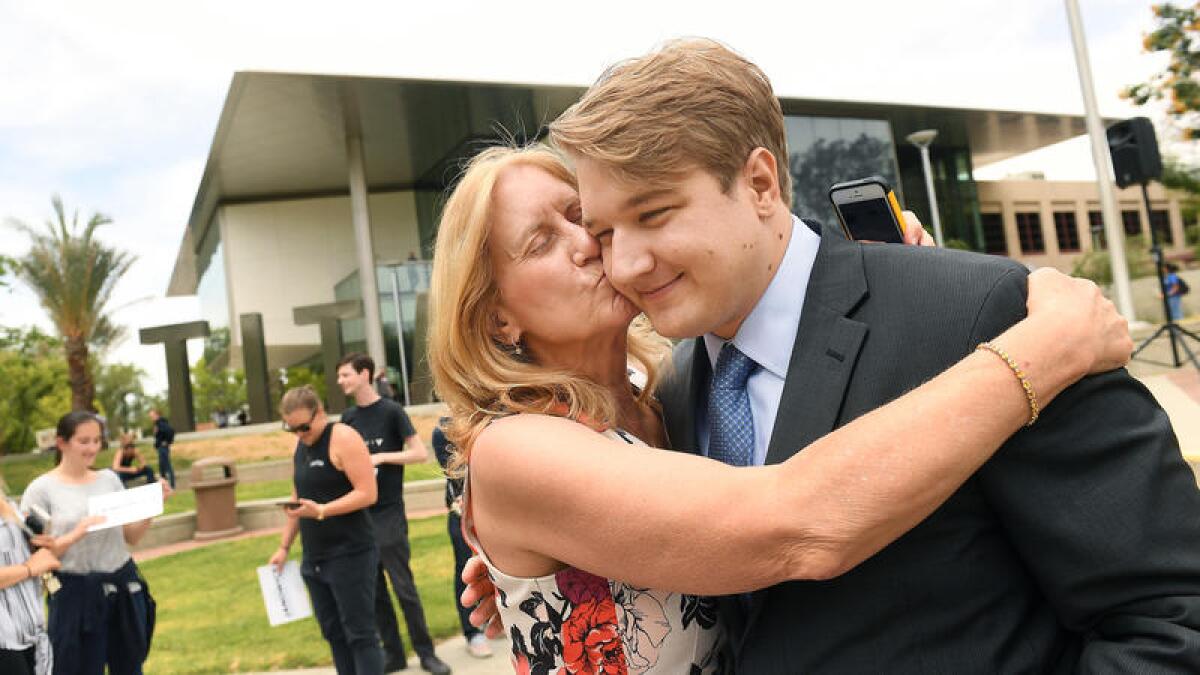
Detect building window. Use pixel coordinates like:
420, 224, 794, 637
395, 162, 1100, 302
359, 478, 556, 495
1122, 210, 1143, 237
1015, 212, 1044, 254
1150, 210, 1172, 245
1053, 212, 1080, 252
980, 213, 1006, 254
784, 115, 900, 226
1087, 211, 1107, 249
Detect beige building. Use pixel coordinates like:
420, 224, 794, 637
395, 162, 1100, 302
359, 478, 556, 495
976, 179, 1191, 272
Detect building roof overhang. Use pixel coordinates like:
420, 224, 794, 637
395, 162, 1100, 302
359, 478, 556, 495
168, 70, 1100, 295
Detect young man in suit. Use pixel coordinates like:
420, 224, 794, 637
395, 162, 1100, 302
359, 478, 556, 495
531, 38, 1200, 672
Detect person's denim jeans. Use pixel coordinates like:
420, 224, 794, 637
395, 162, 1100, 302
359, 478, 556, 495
1168, 294, 1184, 322
155, 445, 175, 488
302, 547, 384, 675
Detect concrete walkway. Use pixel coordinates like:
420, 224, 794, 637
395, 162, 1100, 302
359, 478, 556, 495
245, 634, 514, 675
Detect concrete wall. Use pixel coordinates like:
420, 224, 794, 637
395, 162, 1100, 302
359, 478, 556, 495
220, 190, 422, 366
977, 180, 1190, 273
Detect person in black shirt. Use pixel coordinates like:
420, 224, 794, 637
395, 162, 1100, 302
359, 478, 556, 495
268, 385, 383, 675
147, 410, 175, 488
336, 353, 451, 675
431, 418, 492, 659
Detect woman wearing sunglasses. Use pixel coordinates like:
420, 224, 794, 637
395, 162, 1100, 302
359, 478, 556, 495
266, 385, 384, 675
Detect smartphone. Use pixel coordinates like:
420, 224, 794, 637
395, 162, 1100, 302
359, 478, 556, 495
828, 176, 907, 243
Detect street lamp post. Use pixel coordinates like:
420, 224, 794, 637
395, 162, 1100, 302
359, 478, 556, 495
907, 129, 945, 247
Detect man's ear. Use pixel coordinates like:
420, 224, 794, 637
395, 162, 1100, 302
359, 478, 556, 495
743, 147, 783, 218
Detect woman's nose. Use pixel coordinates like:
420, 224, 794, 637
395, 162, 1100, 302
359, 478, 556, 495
570, 227, 601, 266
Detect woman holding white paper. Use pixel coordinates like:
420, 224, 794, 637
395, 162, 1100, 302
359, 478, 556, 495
20, 412, 161, 675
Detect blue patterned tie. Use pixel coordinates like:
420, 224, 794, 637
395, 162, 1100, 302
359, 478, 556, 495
708, 343, 757, 467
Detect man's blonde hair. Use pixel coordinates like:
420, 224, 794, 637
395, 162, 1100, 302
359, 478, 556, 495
549, 37, 792, 205
428, 144, 671, 472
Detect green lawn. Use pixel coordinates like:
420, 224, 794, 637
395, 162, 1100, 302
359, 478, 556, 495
162, 479, 295, 515
1, 452, 443, 498
0, 448, 194, 495
139, 514, 461, 674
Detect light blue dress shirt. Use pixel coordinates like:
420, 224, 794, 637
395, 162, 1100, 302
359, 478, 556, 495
697, 216, 821, 466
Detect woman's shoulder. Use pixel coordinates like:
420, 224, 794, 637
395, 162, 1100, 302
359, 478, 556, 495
96, 469, 125, 490
21, 471, 56, 499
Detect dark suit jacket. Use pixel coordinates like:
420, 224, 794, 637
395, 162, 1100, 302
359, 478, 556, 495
659, 221, 1200, 673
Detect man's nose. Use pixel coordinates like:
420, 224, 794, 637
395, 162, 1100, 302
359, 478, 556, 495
608, 228, 653, 287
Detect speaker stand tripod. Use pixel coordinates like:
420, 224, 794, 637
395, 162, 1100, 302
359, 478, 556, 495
1130, 181, 1200, 373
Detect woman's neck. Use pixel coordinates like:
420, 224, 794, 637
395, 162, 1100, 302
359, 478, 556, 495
55, 459, 93, 483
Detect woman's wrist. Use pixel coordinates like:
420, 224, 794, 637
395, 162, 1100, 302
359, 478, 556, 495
23, 563, 33, 580
992, 319, 1082, 410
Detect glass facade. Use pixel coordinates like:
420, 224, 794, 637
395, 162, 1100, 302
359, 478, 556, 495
785, 116, 901, 227
194, 218, 230, 367
783, 112, 984, 250
335, 260, 432, 403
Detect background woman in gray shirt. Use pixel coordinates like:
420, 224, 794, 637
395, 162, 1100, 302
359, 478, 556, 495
21, 412, 163, 675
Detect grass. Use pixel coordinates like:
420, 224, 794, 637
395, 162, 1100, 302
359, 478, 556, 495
0, 448, 194, 495
139, 513, 461, 674
162, 479, 295, 515
1, 434, 447, 498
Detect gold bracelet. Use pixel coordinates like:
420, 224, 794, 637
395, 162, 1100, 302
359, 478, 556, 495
976, 341, 1039, 427
317, 504, 326, 521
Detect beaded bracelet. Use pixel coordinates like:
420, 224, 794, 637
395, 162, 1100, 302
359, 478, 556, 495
976, 341, 1039, 427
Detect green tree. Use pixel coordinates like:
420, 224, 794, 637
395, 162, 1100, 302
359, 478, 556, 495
94, 362, 147, 436
8, 195, 136, 412
1071, 235, 1157, 285
1123, 3, 1200, 138
0, 327, 72, 454
191, 356, 246, 423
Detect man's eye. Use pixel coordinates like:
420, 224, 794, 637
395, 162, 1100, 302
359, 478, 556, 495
640, 207, 671, 223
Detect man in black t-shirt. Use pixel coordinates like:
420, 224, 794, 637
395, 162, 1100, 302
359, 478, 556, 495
337, 353, 451, 675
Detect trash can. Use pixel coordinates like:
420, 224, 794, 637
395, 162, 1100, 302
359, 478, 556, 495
191, 457, 244, 541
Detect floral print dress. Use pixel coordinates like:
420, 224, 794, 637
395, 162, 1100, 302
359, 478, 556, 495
463, 428, 728, 675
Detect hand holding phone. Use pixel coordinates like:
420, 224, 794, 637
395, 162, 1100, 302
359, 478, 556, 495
829, 176, 907, 243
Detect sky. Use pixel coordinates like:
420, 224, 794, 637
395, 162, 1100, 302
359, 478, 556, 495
0, 0, 1173, 393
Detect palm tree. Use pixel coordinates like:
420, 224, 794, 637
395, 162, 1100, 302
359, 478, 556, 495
9, 195, 135, 412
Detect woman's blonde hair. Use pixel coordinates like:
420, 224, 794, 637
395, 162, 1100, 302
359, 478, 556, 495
428, 144, 670, 471
280, 385, 322, 416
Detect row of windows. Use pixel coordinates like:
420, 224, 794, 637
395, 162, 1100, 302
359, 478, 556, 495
979, 209, 1172, 255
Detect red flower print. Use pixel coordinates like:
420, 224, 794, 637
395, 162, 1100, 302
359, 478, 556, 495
555, 568, 610, 605
561, 599, 626, 674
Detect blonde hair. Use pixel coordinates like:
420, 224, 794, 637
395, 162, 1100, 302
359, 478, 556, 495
549, 37, 792, 206
428, 144, 671, 472
280, 385, 322, 416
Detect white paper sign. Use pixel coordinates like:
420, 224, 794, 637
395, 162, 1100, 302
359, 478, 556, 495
257, 561, 313, 626
86, 481, 163, 531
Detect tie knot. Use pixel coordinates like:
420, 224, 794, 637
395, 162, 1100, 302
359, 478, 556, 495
713, 343, 756, 390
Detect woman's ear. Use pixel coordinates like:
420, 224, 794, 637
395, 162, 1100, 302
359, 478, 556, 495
492, 310, 521, 348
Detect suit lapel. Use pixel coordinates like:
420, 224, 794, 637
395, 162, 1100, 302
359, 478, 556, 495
660, 337, 709, 455
764, 222, 870, 465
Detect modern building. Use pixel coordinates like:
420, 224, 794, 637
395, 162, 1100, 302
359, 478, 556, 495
167, 70, 1104, 408
976, 179, 1191, 271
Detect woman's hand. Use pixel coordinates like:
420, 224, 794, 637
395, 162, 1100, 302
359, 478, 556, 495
267, 546, 289, 573
284, 498, 322, 520
1025, 268, 1133, 376
461, 556, 505, 638
901, 211, 936, 247
26, 547, 60, 576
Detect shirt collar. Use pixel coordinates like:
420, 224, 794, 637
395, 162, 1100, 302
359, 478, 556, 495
704, 215, 821, 378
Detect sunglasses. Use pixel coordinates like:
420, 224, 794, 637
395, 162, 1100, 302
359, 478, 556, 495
282, 408, 318, 434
